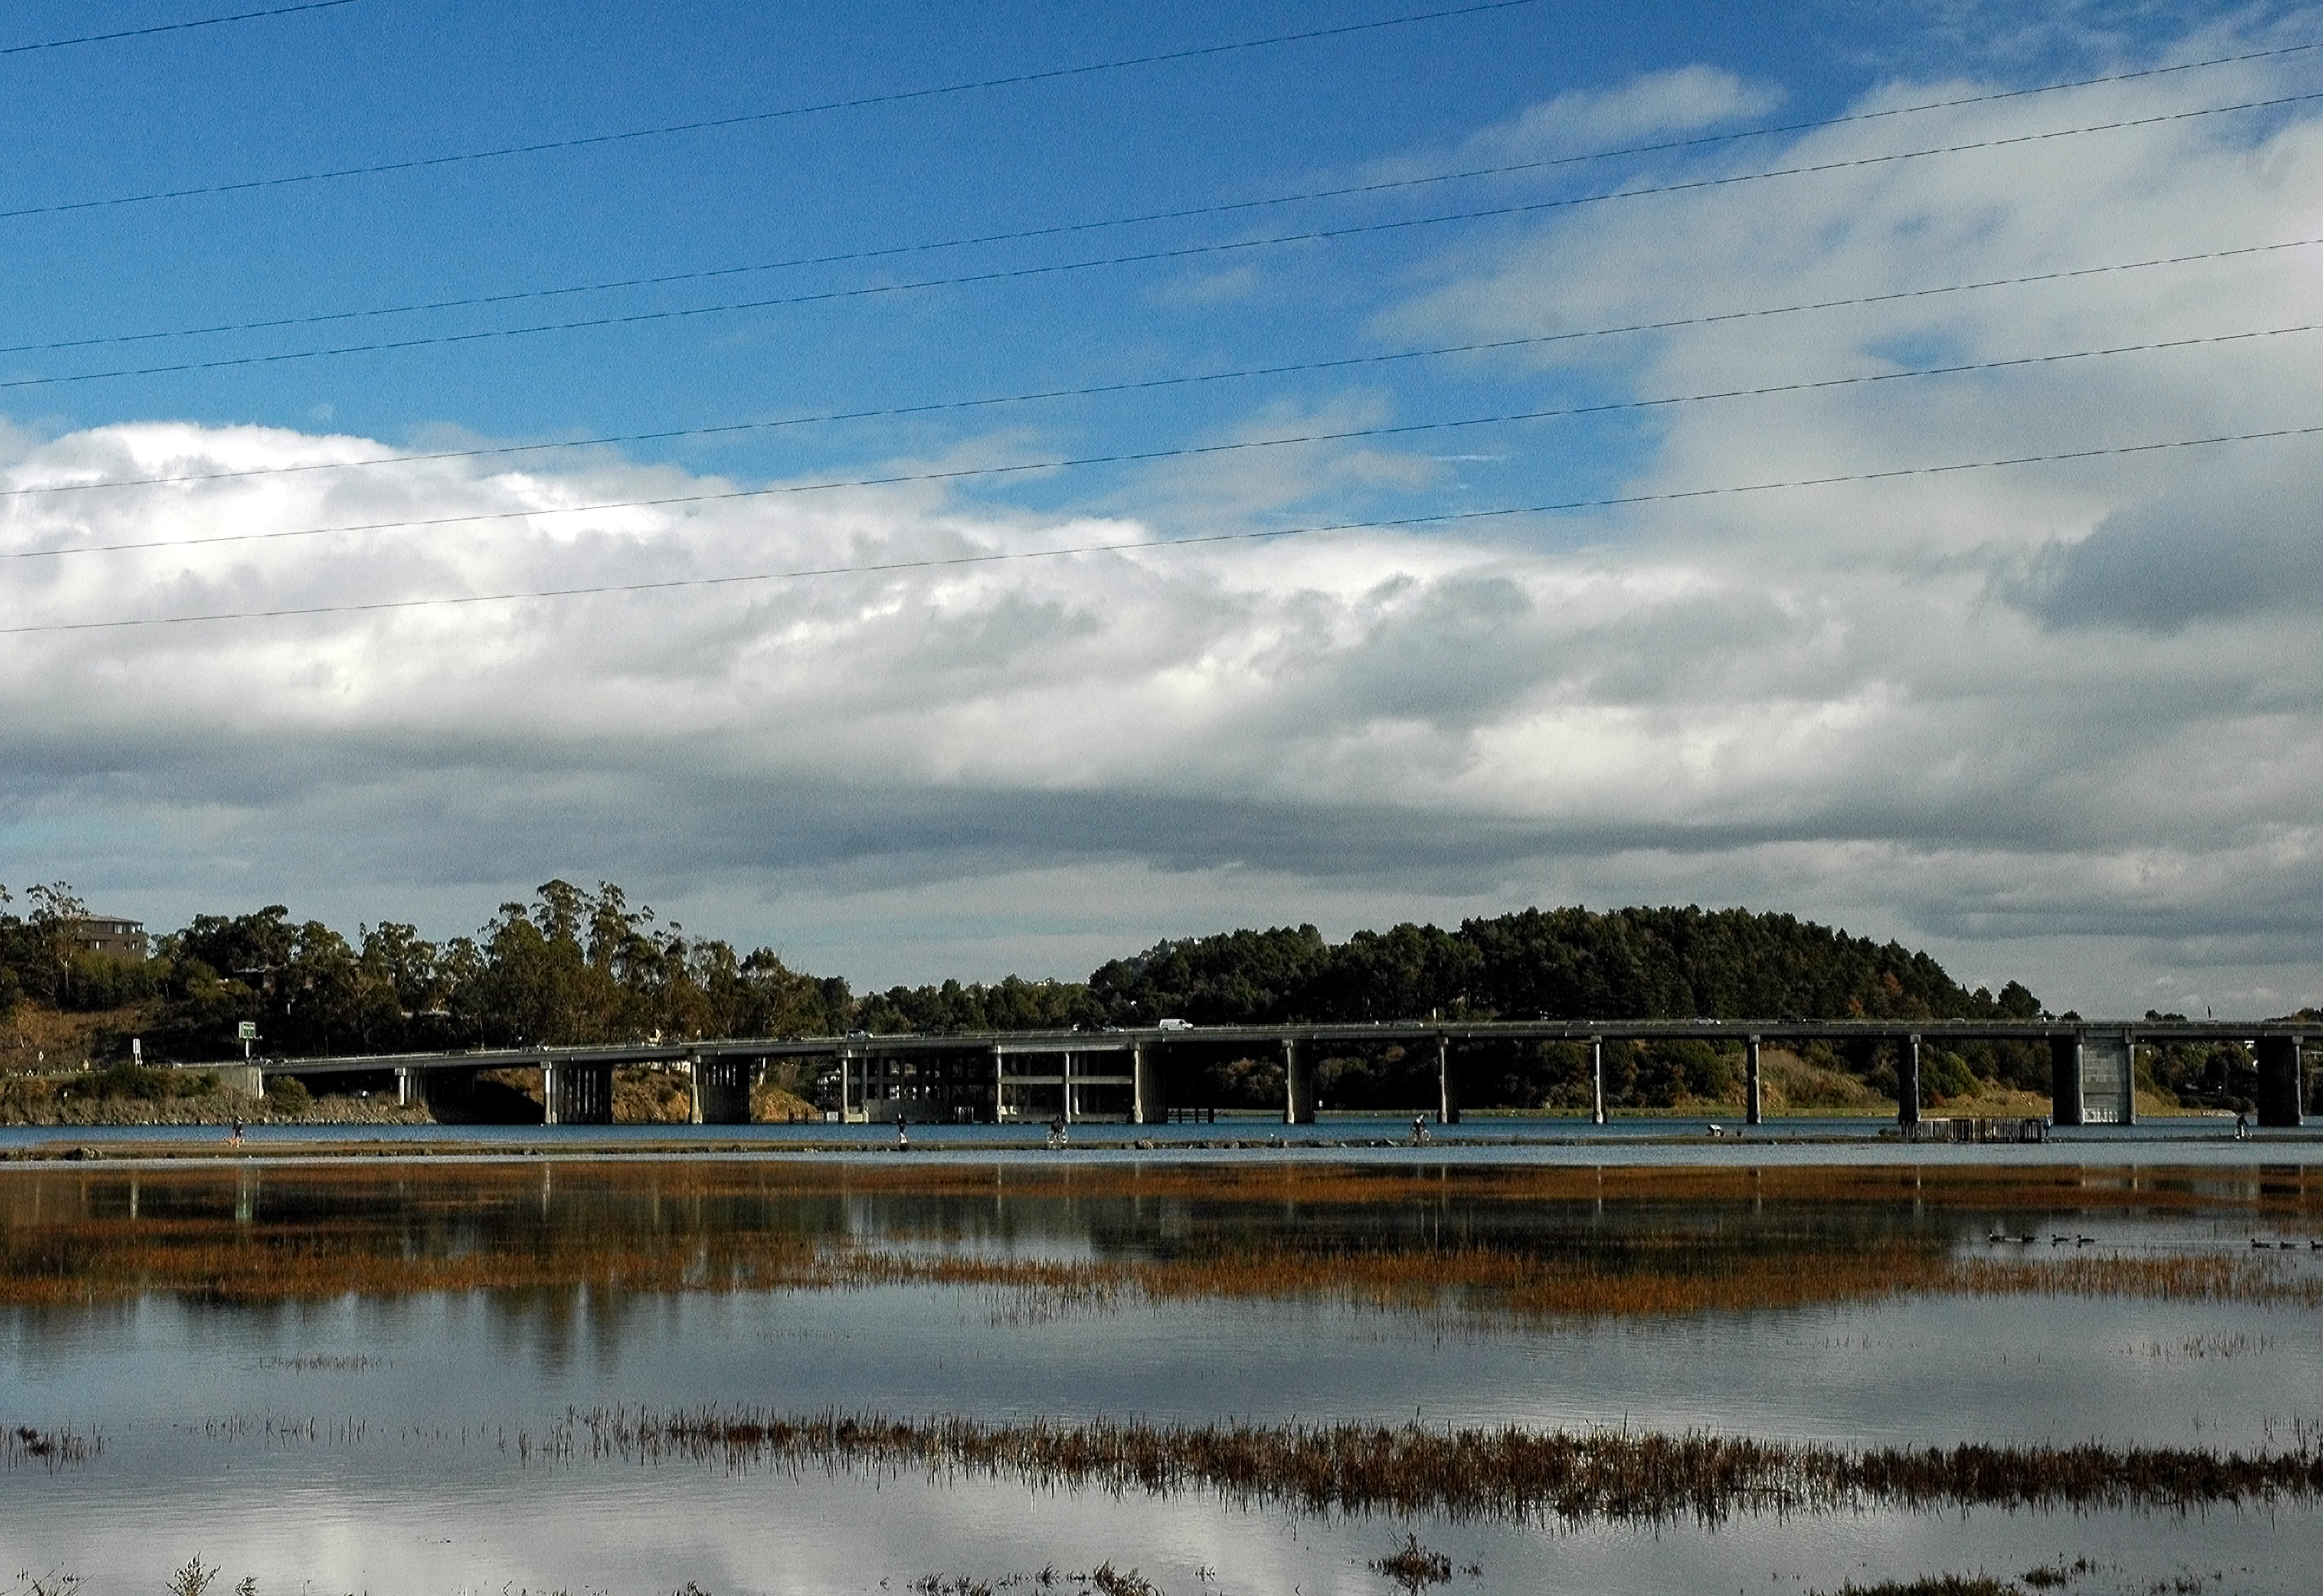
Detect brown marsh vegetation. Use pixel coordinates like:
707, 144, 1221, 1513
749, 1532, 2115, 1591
1, 1161, 2316, 1315
557, 1406, 2323, 1525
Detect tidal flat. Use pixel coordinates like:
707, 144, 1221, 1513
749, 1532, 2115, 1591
4, 1158, 2322, 1594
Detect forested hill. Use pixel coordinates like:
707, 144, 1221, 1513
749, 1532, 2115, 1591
2, 881, 2040, 1063
1083, 907, 2042, 1029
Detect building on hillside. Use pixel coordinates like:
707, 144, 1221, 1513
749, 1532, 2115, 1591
78, 916, 148, 960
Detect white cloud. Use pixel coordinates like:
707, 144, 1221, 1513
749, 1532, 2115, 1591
1364, 65, 1785, 189
1473, 65, 1786, 155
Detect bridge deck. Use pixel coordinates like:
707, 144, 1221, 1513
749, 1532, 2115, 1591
249, 1016, 2319, 1077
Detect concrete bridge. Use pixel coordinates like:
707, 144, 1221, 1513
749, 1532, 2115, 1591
235, 1017, 2316, 1131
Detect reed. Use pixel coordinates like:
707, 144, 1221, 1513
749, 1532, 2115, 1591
555, 1406, 2323, 1525
2, 1424, 97, 1468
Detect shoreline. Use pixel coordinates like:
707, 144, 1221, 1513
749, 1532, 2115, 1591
2, 1122, 2315, 1167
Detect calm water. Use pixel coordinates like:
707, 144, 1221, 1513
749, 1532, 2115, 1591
1, 1109, 2307, 1166
4, 1158, 2321, 1595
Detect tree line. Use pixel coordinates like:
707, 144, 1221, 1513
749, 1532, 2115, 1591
11, 876, 2303, 1111
5, 877, 2028, 1046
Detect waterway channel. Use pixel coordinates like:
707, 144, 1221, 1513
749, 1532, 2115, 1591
4, 1154, 2321, 1595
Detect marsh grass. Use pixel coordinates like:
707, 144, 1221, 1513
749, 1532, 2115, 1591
2, 1162, 2316, 1315
555, 1407, 2323, 1526
0, 1218, 2308, 1319
8, 1158, 2319, 1216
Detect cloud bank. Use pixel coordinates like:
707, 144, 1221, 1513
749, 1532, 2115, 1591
7, 25, 2323, 1014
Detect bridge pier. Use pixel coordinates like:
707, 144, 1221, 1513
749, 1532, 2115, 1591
1282, 1038, 1315, 1125
2065, 1031, 2137, 1125
1131, 1042, 1166, 1125
1436, 1035, 1459, 1124
2257, 1036, 2305, 1127
1745, 1035, 1762, 1126
689, 1054, 753, 1125
1895, 1033, 1921, 1128
398, 1066, 474, 1114
1589, 1035, 1606, 1125
2049, 1035, 2083, 1126
541, 1059, 613, 1126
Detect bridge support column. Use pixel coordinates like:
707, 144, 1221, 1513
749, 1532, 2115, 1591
1589, 1036, 1606, 1126
1745, 1036, 1762, 1126
1436, 1035, 1459, 1124
2257, 1036, 2306, 1127
1131, 1042, 1166, 1125
2049, 1035, 2083, 1126
541, 1060, 613, 1126
396, 1067, 421, 1108
690, 1054, 752, 1125
1896, 1034, 1921, 1128
1282, 1038, 1314, 1125
2069, 1031, 2135, 1125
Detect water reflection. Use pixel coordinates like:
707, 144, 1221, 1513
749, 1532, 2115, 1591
3, 1160, 2321, 1594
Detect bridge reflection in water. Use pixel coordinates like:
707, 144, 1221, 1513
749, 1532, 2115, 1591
221, 1018, 2316, 1132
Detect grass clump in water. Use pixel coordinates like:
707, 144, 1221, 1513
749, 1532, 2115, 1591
562, 1407, 2323, 1526
1371, 1535, 1454, 1592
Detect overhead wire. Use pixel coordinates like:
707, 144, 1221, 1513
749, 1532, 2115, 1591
10, 84, 2318, 394
1, 0, 362, 57
7, 235, 2319, 506
11, 314, 2321, 561
0, 0, 1547, 220
8, 419, 2322, 636
12, 34, 2323, 359
7, 15, 2317, 227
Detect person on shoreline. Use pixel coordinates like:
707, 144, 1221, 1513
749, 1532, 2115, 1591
2235, 1110, 2250, 1141
895, 1113, 910, 1150
229, 1113, 244, 1148
1411, 1115, 1431, 1146
1046, 1114, 1066, 1149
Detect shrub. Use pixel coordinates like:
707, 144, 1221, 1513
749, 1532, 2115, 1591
1921, 1050, 1980, 1104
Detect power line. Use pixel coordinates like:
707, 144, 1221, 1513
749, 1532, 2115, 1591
8, 419, 2321, 636
11, 86, 2314, 394
10, 233, 2319, 505
0, 0, 1545, 221
2, 0, 362, 57
14, 36, 2321, 358
12, 316, 2319, 562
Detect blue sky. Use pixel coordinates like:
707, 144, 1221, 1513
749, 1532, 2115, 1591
5, 0, 2323, 1014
